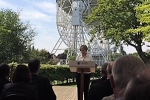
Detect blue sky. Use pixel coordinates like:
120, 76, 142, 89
0, 0, 149, 54
0, 0, 67, 54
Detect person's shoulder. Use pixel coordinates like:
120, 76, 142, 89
38, 75, 50, 82
91, 80, 108, 89
87, 52, 92, 56
91, 81, 103, 88
32, 74, 47, 80
5, 82, 16, 86
91, 78, 103, 85
102, 94, 115, 100
3, 83, 16, 90
38, 75, 48, 79
4, 83, 12, 87
91, 76, 107, 84
86, 52, 93, 59
103, 79, 111, 84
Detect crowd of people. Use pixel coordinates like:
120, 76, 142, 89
0, 44, 149, 100
88, 55, 148, 100
0, 59, 56, 100
76, 45, 150, 100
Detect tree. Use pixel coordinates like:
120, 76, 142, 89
0, 9, 36, 63
24, 46, 51, 64
87, 0, 150, 63
128, 52, 140, 58
119, 45, 127, 55
129, 0, 150, 42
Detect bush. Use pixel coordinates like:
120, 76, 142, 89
8, 64, 101, 85
39, 64, 101, 85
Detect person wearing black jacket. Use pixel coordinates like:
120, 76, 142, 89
90, 62, 108, 85
0, 64, 10, 95
28, 59, 56, 100
88, 62, 113, 100
0, 65, 39, 100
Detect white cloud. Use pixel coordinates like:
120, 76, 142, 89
20, 10, 55, 22
0, 0, 62, 53
34, 34, 67, 54
33, 1, 56, 14
0, 1, 56, 54
0, 0, 14, 9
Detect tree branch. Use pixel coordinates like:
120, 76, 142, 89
126, 40, 136, 48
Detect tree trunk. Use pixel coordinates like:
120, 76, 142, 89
136, 44, 149, 63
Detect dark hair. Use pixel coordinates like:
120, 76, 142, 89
12, 65, 31, 83
0, 64, 10, 77
80, 45, 88, 51
28, 59, 40, 73
101, 62, 109, 76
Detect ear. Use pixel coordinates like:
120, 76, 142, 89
110, 75, 115, 88
38, 66, 40, 73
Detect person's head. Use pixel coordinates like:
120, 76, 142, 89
80, 45, 88, 56
28, 59, 40, 74
124, 67, 150, 100
12, 65, 31, 83
110, 55, 145, 98
101, 62, 109, 77
0, 64, 10, 77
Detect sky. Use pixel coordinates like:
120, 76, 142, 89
0, 0, 149, 54
0, 0, 67, 55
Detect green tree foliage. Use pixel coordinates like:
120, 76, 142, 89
87, 0, 150, 63
0, 9, 36, 63
129, 52, 140, 58
63, 49, 68, 54
127, 0, 150, 42
119, 45, 127, 55
24, 46, 51, 64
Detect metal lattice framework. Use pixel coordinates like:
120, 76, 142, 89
51, 0, 111, 65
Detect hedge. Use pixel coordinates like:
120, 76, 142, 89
9, 63, 101, 85
39, 65, 101, 85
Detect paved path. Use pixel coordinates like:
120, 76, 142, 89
53, 86, 78, 100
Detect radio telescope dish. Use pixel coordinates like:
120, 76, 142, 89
51, 0, 110, 65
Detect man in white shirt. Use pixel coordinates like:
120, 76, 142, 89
76, 45, 93, 100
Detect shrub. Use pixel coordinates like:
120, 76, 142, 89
8, 64, 101, 85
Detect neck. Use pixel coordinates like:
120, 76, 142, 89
113, 87, 125, 99
107, 74, 111, 79
82, 53, 87, 57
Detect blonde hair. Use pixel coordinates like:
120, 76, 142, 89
112, 55, 145, 89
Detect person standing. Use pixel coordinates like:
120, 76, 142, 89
76, 45, 93, 100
